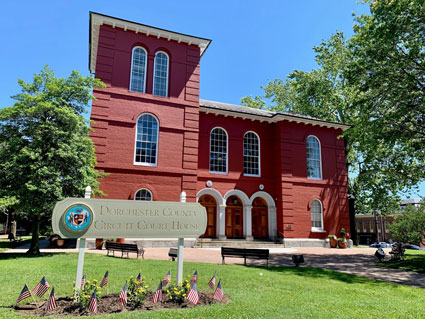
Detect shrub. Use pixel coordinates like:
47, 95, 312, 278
127, 276, 149, 306
166, 277, 191, 304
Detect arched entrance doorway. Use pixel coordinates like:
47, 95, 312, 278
252, 197, 268, 239
226, 196, 243, 238
198, 195, 217, 238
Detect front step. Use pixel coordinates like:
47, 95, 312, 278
195, 239, 285, 248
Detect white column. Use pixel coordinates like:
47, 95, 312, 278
176, 192, 186, 285
218, 205, 226, 240
269, 206, 277, 240
245, 205, 253, 241
74, 186, 91, 295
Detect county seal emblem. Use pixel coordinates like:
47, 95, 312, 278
62, 204, 93, 234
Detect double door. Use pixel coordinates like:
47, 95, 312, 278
225, 206, 243, 238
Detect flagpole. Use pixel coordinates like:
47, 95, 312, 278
176, 192, 185, 285
74, 186, 91, 296
27, 283, 37, 305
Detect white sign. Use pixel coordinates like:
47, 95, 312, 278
52, 198, 207, 239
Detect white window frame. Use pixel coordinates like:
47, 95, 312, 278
243, 131, 261, 177
153, 51, 169, 97
134, 188, 153, 201
306, 135, 323, 180
209, 127, 228, 174
311, 199, 325, 232
134, 113, 159, 167
130, 46, 148, 93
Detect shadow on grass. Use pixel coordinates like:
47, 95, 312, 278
376, 255, 425, 274
0, 253, 57, 260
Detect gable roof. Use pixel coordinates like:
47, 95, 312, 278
199, 99, 350, 131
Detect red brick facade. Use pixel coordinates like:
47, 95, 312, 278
89, 13, 350, 244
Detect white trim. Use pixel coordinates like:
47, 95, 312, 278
90, 13, 211, 72
134, 188, 153, 200
196, 188, 223, 238
306, 135, 323, 180
129, 46, 148, 94
209, 127, 228, 174
153, 51, 169, 97
249, 191, 277, 239
243, 131, 261, 177
310, 199, 324, 231
223, 189, 250, 206
133, 113, 159, 166
199, 106, 350, 131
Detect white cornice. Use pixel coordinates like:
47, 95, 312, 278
89, 12, 211, 72
199, 107, 350, 131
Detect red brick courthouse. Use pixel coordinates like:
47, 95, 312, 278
88, 12, 351, 247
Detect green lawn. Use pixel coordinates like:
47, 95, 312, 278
0, 236, 34, 252
1, 253, 424, 319
377, 250, 425, 273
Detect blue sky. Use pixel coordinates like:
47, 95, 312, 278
0, 1, 423, 198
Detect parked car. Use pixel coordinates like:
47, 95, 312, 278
369, 242, 391, 248
404, 244, 425, 250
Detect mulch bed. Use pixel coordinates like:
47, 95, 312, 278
15, 291, 229, 316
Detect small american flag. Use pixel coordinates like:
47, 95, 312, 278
81, 274, 86, 289
213, 280, 224, 302
87, 290, 97, 313
33, 276, 50, 297
190, 270, 198, 284
44, 287, 57, 312
119, 282, 127, 307
186, 282, 199, 304
100, 271, 109, 288
161, 270, 171, 287
208, 272, 216, 290
15, 284, 32, 305
136, 273, 142, 283
152, 281, 163, 304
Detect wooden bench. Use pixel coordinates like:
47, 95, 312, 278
221, 247, 269, 267
389, 243, 405, 261
105, 241, 144, 259
168, 248, 178, 261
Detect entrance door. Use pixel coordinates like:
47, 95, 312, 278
199, 195, 217, 238
225, 196, 243, 238
252, 197, 268, 239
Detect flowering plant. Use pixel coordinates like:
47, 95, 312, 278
127, 276, 149, 306
73, 278, 102, 308
166, 276, 191, 304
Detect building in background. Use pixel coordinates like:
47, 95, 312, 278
355, 198, 422, 245
88, 12, 350, 247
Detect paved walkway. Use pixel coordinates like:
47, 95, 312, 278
4, 244, 424, 289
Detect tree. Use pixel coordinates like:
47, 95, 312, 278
389, 202, 425, 245
241, 0, 425, 239
0, 66, 105, 255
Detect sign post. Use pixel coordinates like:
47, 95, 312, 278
74, 186, 91, 294
177, 192, 186, 285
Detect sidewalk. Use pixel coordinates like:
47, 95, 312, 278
4, 245, 425, 289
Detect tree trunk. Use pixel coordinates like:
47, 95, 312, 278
27, 214, 40, 255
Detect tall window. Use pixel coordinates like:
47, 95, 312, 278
130, 47, 147, 93
311, 199, 323, 230
153, 51, 169, 97
135, 114, 159, 165
135, 189, 152, 201
306, 136, 322, 179
210, 127, 227, 173
243, 131, 260, 176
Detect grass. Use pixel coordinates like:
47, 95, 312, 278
377, 250, 425, 273
0, 236, 34, 252
0, 253, 424, 318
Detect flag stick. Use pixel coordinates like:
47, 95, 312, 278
26, 283, 37, 305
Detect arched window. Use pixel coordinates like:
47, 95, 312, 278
210, 127, 227, 173
311, 199, 324, 230
134, 114, 159, 165
130, 47, 147, 93
243, 131, 260, 176
135, 189, 152, 201
153, 51, 169, 97
306, 136, 322, 179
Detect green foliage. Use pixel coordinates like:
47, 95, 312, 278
127, 276, 149, 306
339, 228, 346, 237
241, 0, 425, 215
337, 237, 346, 243
389, 202, 425, 245
0, 66, 106, 254
166, 277, 191, 304
73, 278, 102, 308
